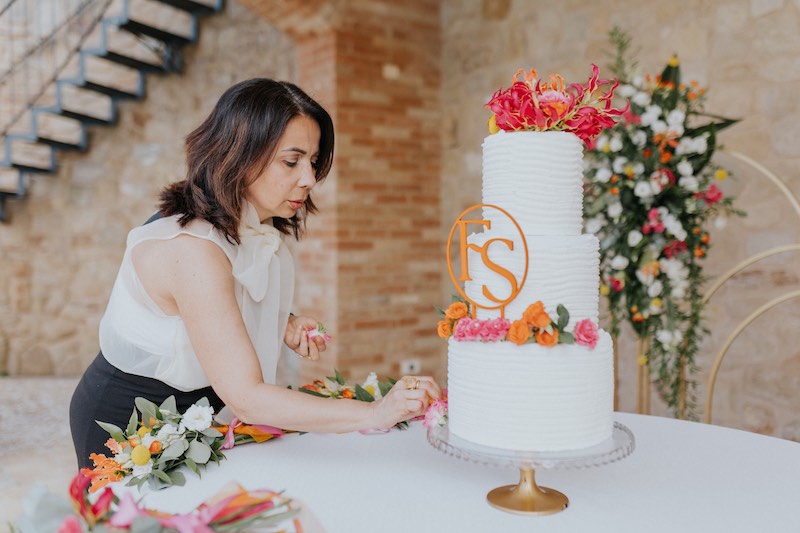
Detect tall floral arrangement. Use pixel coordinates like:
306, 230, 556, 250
583, 28, 744, 417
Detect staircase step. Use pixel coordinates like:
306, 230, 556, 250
34, 112, 86, 150
121, 0, 197, 44
5, 139, 55, 173
0, 168, 22, 195
156, 0, 222, 15
56, 83, 116, 124
83, 22, 166, 72
81, 54, 145, 98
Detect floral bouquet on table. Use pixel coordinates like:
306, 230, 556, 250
583, 28, 745, 416
12, 472, 301, 533
298, 369, 436, 431
83, 396, 285, 493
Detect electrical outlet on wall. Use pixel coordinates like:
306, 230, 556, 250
400, 358, 422, 375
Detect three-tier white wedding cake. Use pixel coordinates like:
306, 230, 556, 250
445, 130, 614, 452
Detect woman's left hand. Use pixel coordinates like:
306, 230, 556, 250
285, 314, 328, 361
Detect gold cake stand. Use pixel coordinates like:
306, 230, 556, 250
427, 422, 635, 516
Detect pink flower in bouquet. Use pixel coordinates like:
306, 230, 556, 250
663, 240, 688, 259
423, 397, 448, 429
704, 183, 723, 205
610, 277, 625, 292
479, 317, 510, 342
108, 492, 149, 528
565, 105, 619, 146
642, 208, 665, 234
573, 319, 600, 349
57, 516, 83, 533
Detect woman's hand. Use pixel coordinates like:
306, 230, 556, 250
284, 314, 328, 361
368, 375, 442, 429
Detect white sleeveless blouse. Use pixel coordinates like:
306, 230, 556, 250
99, 203, 294, 391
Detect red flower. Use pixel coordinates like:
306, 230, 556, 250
610, 277, 625, 292
704, 183, 723, 205
663, 240, 688, 258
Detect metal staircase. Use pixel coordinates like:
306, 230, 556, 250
0, 0, 224, 222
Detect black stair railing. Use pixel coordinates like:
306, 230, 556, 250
0, 0, 224, 222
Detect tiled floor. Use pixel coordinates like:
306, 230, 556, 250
0, 377, 80, 526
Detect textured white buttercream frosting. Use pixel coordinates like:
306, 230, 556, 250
446, 129, 613, 452
463, 233, 600, 328
447, 332, 614, 451
481, 131, 585, 236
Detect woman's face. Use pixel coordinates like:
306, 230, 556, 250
247, 115, 321, 222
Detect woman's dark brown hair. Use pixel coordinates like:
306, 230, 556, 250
159, 78, 334, 243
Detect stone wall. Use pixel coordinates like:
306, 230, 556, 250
0, 1, 295, 374
2, 0, 798, 440
441, 0, 800, 438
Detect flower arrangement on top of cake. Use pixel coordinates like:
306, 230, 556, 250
486, 65, 628, 146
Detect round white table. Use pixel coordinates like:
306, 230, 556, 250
140, 413, 800, 532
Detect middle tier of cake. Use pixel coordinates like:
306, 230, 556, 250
464, 233, 600, 328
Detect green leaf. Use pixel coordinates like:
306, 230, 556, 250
184, 457, 200, 475
169, 470, 186, 487
334, 369, 346, 385
556, 305, 569, 331
96, 421, 125, 442
354, 384, 375, 403
194, 397, 210, 408
378, 380, 393, 397
187, 440, 212, 464
127, 408, 139, 436
161, 439, 188, 460
159, 395, 178, 415
559, 331, 575, 344
152, 469, 172, 484
128, 516, 164, 533
135, 397, 159, 425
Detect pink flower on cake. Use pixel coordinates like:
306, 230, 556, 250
479, 317, 511, 342
573, 319, 600, 349
453, 317, 478, 341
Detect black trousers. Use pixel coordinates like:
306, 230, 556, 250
69, 352, 224, 469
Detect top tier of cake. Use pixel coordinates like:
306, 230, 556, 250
481, 130, 584, 236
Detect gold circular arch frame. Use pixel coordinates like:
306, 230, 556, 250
699, 150, 800, 423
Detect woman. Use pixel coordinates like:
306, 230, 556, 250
70, 79, 441, 468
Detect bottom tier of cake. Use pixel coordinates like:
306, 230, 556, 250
447, 331, 614, 451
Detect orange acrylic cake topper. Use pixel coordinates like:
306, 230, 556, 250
446, 204, 528, 319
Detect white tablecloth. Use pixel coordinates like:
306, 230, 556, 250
140, 413, 800, 532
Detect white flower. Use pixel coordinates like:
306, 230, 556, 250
631, 130, 647, 148
585, 217, 605, 234
609, 136, 624, 152
628, 230, 643, 247
114, 452, 131, 466
668, 124, 685, 137
631, 75, 644, 87
157, 423, 181, 444
632, 161, 645, 176
656, 330, 673, 346
361, 372, 383, 400
595, 135, 610, 152
618, 84, 637, 98
607, 202, 623, 219
611, 255, 630, 270
677, 160, 694, 177
640, 105, 662, 126
663, 214, 687, 240
595, 167, 613, 183
678, 176, 699, 192
714, 215, 728, 229
634, 181, 654, 199
181, 404, 214, 432
612, 156, 629, 174
650, 120, 668, 134
647, 280, 663, 297
636, 266, 656, 285
632, 91, 651, 107
132, 461, 153, 477
694, 136, 708, 154
142, 433, 156, 448
666, 109, 685, 127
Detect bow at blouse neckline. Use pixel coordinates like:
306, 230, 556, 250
231, 202, 282, 302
